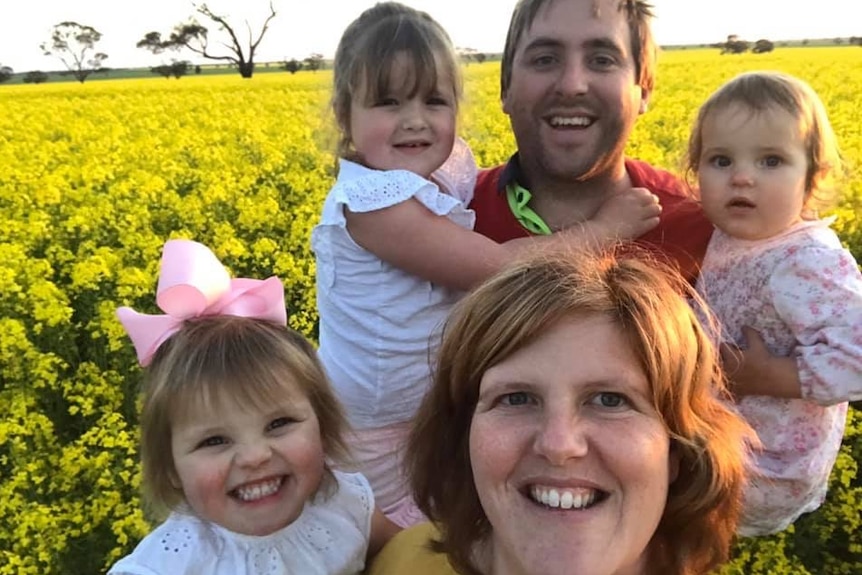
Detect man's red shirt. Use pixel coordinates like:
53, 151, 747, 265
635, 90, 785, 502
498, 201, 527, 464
469, 158, 713, 283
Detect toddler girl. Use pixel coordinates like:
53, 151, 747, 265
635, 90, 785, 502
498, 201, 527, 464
311, 1, 662, 527
109, 239, 396, 574
687, 71, 862, 536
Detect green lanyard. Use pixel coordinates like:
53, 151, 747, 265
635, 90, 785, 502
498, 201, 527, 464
506, 183, 552, 236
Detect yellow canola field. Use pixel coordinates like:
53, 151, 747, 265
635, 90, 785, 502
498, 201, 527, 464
0, 47, 860, 574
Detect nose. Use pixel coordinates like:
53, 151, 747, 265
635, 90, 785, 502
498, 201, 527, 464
400, 100, 428, 131
534, 408, 589, 465
235, 441, 272, 468
730, 167, 755, 187
556, 58, 588, 97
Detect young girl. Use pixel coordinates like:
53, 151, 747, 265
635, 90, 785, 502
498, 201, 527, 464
109, 239, 396, 575
311, 1, 662, 527
686, 71, 862, 536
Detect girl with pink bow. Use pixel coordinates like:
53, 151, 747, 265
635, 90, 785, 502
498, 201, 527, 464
109, 239, 397, 575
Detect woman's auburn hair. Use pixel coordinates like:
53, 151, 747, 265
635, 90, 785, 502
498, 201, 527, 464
406, 248, 755, 575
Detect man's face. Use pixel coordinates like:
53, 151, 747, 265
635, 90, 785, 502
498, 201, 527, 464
502, 0, 650, 186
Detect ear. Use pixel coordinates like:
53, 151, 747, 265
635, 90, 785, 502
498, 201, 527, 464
168, 467, 182, 490
501, 88, 512, 116
638, 85, 651, 115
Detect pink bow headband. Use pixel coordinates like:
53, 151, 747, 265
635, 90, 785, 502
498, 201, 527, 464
116, 239, 287, 366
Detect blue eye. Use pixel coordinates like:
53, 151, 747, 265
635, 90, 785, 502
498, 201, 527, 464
427, 95, 450, 106
589, 392, 629, 409
761, 155, 783, 168
709, 155, 732, 168
530, 54, 557, 68
267, 417, 296, 431
197, 435, 226, 448
590, 54, 617, 69
501, 391, 533, 407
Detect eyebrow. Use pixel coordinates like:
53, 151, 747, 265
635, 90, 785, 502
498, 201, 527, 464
584, 37, 625, 55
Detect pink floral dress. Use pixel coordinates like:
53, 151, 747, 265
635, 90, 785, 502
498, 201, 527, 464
696, 219, 862, 536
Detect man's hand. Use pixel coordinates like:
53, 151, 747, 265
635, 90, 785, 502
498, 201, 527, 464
588, 187, 662, 241
720, 326, 802, 398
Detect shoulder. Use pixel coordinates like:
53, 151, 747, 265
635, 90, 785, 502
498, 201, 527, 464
297, 470, 374, 554
624, 158, 689, 198
474, 165, 506, 196
772, 227, 861, 281
366, 523, 457, 575
107, 514, 221, 574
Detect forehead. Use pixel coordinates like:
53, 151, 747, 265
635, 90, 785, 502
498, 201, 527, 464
703, 104, 802, 146
354, 51, 454, 98
522, 0, 632, 53
481, 314, 648, 393
170, 375, 308, 426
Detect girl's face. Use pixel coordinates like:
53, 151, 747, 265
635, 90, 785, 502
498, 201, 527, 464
170, 380, 325, 536
349, 52, 457, 179
697, 103, 810, 241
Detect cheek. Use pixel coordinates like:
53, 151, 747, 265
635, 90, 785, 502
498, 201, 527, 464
178, 460, 229, 511
470, 416, 522, 486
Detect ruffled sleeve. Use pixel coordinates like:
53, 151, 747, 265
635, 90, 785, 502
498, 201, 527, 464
431, 137, 478, 205
318, 159, 475, 232
769, 245, 862, 404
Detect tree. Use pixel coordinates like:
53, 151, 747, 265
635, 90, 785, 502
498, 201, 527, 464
0, 65, 12, 83
137, 2, 276, 79
41, 22, 108, 83
282, 58, 302, 74
720, 34, 749, 54
752, 39, 775, 54
151, 60, 191, 79
23, 70, 49, 84
303, 53, 323, 72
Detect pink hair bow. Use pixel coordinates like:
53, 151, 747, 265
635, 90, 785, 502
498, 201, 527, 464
116, 239, 287, 366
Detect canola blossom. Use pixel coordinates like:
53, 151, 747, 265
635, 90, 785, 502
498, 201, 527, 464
1, 47, 861, 574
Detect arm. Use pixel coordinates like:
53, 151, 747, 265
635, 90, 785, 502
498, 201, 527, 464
346, 187, 661, 291
726, 247, 862, 403
366, 508, 402, 561
720, 326, 802, 398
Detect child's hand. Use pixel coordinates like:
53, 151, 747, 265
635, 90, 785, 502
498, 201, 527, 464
720, 326, 802, 399
588, 187, 662, 241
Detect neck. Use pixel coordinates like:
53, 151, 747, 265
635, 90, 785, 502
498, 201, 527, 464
523, 161, 632, 232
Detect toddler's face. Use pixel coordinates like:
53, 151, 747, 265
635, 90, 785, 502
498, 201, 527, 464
349, 51, 457, 179
697, 103, 809, 241
170, 381, 325, 536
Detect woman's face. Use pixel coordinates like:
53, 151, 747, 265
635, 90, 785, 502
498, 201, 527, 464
470, 314, 677, 575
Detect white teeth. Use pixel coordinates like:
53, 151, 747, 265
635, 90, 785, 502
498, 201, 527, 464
550, 116, 591, 127
234, 477, 282, 501
530, 486, 598, 510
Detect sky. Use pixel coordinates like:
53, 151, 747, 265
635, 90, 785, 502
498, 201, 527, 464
0, 0, 857, 72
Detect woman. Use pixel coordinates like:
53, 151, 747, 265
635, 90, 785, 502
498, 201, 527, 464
368, 249, 754, 575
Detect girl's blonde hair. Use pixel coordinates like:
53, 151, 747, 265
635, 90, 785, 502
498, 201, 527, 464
331, 1, 463, 159
686, 71, 843, 213
140, 316, 349, 518
407, 248, 754, 575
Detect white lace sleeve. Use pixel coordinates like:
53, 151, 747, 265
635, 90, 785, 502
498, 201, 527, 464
318, 160, 474, 230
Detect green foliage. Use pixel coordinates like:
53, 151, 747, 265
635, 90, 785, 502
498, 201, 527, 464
22, 70, 48, 84
1, 50, 861, 573
721, 406, 862, 574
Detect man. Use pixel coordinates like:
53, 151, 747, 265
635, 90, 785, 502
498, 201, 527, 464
471, 0, 712, 281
